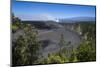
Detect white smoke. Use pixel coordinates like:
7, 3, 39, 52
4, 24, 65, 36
16, 13, 59, 22
32, 13, 59, 22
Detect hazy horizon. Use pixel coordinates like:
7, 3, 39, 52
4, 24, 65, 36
12, 0, 96, 21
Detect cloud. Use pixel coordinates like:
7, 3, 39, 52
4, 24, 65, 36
16, 13, 59, 22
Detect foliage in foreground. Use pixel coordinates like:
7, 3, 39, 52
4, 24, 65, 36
76, 40, 96, 62
12, 26, 41, 65
12, 15, 41, 66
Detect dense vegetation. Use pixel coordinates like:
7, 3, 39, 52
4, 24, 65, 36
12, 14, 42, 66
74, 22, 96, 62
12, 14, 96, 66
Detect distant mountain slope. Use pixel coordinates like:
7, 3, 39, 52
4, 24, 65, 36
70, 17, 96, 22
59, 17, 96, 23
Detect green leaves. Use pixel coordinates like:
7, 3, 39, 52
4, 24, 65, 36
76, 41, 96, 62
12, 17, 41, 65
40, 53, 69, 64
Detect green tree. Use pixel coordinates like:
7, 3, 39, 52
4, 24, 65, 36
12, 13, 21, 33
59, 34, 66, 51
76, 41, 96, 62
13, 23, 41, 66
40, 53, 69, 64
13, 36, 29, 65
